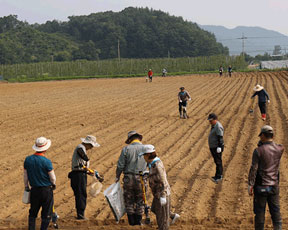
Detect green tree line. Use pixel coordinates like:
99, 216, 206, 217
0, 7, 229, 64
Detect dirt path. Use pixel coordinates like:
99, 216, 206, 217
0, 72, 288, 229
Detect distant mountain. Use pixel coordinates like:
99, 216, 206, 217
199, 25, 288, 56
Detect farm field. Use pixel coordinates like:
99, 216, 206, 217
0, 71, 288, 229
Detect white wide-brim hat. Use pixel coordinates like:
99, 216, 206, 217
81, 135, 100, 147
32, 137, 51, 152
253, 84, 264, 92
139, 144, 156, 156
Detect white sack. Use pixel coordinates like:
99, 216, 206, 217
104, 182, 126, 222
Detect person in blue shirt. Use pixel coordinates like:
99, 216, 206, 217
251, 84, 270, 121
24, 137, 56, 230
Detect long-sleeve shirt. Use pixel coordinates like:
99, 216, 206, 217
148, 158, 171, 199
178, 91, 191, 102
248, 141, 283, 186
116, 141, 147, 178
251, 89, 270, 103
208, 121, 224, 148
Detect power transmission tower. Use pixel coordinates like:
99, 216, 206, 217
237, 33, 248, 55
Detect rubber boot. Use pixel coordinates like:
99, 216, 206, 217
40, 218, 51, 230
127, 214, 135, 226
28, 217, 36, 230
273, 222, 282, 230
179, 111, 183, 118
134, 214, 142, 225
183, 110, 187, 119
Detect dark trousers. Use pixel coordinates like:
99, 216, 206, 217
254, 186, 282, 230
29, 186, 53, 230
209, 147, 224, 178
178, 101, 187, 113
258, 102, 266, 114
70, 171, 87, 217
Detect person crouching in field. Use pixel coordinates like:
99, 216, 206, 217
140, 145, 180, 230
24, 137, 56, 230
251, 84, 270, 121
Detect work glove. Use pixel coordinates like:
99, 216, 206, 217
160, 197, 167, 206
179, 100, 182, 103
115, 177, 120, 183
25, 186, 30, 192
216, 147, 222, 153
95, 171, 104, 182
268, 100, 270, 103
51, 184, 56, 190
188, 98, 191, 101
248, 185, 253, 196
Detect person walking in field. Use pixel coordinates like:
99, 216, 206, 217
248, 125, 283, 230
178, 87, 191, 119
219, 66, 223, 77
140, 144, 180, 230
69, 135, 103, 220
115, 131, 147, 226
251, 84, 270, 121
162, 68, 167, 77
147, 69, 153, 82
228, 65, 232, 77
24, 137, 56, 230
208, 113, 224, 184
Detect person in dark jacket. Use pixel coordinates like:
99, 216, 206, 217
248, 125, 284, 230
251, 84, 270, 121
24, 137, 56, 230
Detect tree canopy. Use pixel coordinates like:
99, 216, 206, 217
0, 8, 229, 64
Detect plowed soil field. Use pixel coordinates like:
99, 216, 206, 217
1, 71, 288, 230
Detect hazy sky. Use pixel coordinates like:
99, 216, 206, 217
1, 0, 288, 35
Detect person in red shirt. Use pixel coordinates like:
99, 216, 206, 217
147, 69, 153, 82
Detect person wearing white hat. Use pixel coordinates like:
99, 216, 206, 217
69, 135, 101, 220
140, 145, 180, 229
115, 130, 147, 226
251, 84, 270, 121
24, 137, 56, 230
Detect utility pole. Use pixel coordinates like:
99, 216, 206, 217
117, 39, 121, 62
238, 33, 247, 56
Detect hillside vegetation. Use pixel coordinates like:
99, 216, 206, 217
0, 8, 228, 64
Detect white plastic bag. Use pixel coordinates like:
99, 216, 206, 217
90, 176, 103, 197
22, 190, 30, 204
104, 182, 126, 222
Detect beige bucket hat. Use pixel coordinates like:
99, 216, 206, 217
253, 84, 264, 92
125, 130, 143, 144
32, 137, 51, 152
81, 135, 100, 147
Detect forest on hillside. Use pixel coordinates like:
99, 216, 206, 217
0, 7, 228, 64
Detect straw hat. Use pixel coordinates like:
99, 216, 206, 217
81, 135, 100, 147
253, 84, 264, 92
32, 137, 51, 152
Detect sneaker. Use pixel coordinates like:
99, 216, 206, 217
171, 213, 180, 225
211, 176, 223, 184
76, 215, 88, 220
